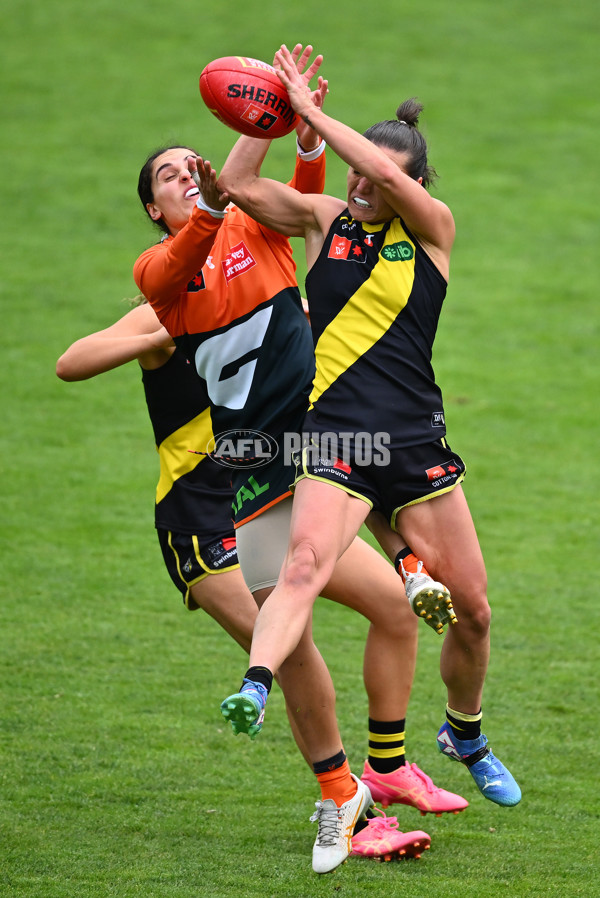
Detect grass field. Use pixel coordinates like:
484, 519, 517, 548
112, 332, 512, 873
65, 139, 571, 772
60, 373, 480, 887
1, 1, 599, 895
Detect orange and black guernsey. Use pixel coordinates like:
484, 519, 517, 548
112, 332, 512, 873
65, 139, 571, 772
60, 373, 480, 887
134, 152, 324, 473
305, 211, 448, 448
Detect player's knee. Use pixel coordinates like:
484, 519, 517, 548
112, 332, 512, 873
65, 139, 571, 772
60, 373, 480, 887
458, 592, 491, 638
282, 538, 328, 591
372, 594, 418, 635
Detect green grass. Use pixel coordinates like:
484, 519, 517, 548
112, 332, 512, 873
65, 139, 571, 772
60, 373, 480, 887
1, 0, 599, 895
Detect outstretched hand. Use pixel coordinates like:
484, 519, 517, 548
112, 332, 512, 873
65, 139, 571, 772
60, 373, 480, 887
283, 44, 327, 151
274, 44, 324, 125
187, 156, 229, 211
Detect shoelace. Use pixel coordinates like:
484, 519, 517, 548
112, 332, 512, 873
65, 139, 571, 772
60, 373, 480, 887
367, 815, 400, 835
400, 559, 424, 581
240, 679, 267, 709
310, 802, 342, 846
408, 763, 438, 793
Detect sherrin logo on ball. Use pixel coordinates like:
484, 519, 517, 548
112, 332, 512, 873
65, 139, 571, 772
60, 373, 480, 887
199, 56, 298, 138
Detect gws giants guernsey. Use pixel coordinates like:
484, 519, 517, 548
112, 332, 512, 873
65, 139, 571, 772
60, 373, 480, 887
305, 211, 448, 448
134, 154, 324, 447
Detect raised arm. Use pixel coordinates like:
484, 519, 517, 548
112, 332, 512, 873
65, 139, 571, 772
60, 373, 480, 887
217, 47, 342, 260
217, 138, 343, 274
134, 158, 228, 316
289, 72, 328, 196
56, 302, 173, 382
274, 44, 454, 255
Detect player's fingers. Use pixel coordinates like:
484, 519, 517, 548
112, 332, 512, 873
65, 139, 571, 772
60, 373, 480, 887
279, 44, 296, 69
304, 54, 323, 82
273, 48, 286, 72
295, 44, 313, 74
274, 53, 294, 83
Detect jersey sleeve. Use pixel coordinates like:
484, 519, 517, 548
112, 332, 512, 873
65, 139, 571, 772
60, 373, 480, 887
133, 205, 224, 318
287, 145, 326, 196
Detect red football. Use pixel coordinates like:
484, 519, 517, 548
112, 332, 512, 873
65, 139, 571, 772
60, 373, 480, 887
199, 56, 298, 139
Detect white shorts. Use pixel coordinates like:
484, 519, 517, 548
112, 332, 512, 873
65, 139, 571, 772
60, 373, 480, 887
235, 496, 293, 593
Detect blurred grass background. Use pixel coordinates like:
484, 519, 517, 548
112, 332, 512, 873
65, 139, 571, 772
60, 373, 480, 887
1, 1, 599, 895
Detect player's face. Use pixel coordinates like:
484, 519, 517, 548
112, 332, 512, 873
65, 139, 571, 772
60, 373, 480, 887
346, 147, 413, 223
146, 148, 199, 235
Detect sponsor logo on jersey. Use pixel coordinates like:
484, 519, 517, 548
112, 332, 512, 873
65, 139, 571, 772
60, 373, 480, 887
222, 241, 257, 283
186, 270, 206, 292
231, 474, 271, 515
431, 411, 445, 427
313, 458, 350, 480
381, 241, 414, 262
328, 233, 366, 262
425, 460, 462, 487
205, 536, 238, 569
333, 457, 352, 474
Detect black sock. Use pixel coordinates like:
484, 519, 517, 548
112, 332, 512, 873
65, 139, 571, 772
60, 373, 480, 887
312, 749, 346, 776
353, 806, 376, 836
446, 705, 482, 741
367, 718, 406, 773
393, 546, 413, 574
243, 666, 273, 693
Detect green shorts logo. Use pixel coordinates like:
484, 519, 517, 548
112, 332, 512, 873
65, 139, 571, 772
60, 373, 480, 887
381, 241, 414, 261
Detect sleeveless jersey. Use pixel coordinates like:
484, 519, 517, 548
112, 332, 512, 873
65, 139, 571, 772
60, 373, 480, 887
141, 349, 234, 536
305, 210, 447, 448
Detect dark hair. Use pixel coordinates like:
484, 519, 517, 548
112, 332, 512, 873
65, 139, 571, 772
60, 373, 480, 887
363, 98, 438, 189
137, 144, 199, 235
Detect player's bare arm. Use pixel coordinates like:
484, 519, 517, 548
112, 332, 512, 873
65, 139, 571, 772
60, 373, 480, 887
275, 44, 454, 258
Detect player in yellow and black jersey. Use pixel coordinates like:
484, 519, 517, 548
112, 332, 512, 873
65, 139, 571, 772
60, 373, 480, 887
221, 42, 521, 810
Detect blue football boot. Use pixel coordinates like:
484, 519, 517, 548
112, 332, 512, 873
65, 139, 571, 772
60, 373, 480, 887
437, 722, 521, 806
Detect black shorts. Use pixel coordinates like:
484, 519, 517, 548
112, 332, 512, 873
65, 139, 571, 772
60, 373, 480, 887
157, 528, 239, 609
294, 436, 466, 530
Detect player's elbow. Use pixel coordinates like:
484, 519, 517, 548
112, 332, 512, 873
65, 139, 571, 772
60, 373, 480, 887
56, 356, 80, 382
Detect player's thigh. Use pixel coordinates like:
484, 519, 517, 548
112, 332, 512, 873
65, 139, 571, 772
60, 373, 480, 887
397, 485, 487, 603
322, 536, 414, 631
290, 476, 369, 566
189, 569, 257, 652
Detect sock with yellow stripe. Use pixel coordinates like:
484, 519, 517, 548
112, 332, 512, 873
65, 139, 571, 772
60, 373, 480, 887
445, 704, 482, 741
367, 718, 406, 774
313, 752, 357, 807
